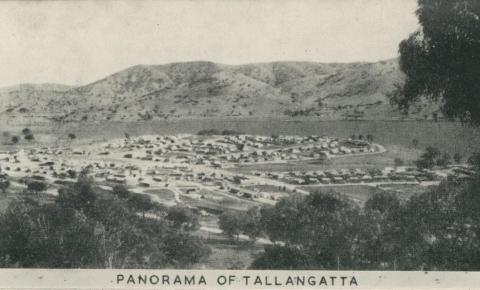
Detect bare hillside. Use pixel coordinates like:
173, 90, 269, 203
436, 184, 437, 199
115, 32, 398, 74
0, 59, 441, 123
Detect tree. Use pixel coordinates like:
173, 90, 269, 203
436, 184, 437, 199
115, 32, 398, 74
393, 0, 480, 124
68, 133, 76, 140
11, 136, 19, 144
27, 181, 47, 198
257, 192, 361, 269
218, 211, 243, 240
436, 153, 451, 167
468, 152, 480, 171
166, 206, 199, 231
242, 207, 262, 242
22, 128, 32, 135
394, 158, 404, 167
67, 169, 77, 179
57, 174, 97, 215
112, 184, 130, 199
0, 179, 10, 194
24, 133, 35, 141
416, 146, 441, 169
250, 245, 312, 270
412, 138, 419, 148
366, 134, 374, 143
454, 153, 463, 164
127, 193, 155, 218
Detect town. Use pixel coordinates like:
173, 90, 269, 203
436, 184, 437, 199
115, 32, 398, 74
0, 133, 472, 210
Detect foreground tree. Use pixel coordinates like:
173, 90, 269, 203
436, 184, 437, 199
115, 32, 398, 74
257, 192, 361, 269
393, 0, 480, 124
241, 207, 262, 242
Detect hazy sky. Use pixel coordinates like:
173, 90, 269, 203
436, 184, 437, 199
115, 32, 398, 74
0, 0, 419, 87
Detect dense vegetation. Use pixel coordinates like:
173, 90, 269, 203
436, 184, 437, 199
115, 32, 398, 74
0, 174, 210, 268
243, 168, 480, 270
216, 158, 480, 270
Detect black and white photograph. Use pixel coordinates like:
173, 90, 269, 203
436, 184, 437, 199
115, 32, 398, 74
1, 0, 480, 276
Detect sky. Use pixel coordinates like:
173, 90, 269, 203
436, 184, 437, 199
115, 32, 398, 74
0, 0, 419, 87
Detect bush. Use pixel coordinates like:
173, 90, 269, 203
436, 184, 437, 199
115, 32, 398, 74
22, 128, 32, 135
453, 153, 462, 164
394, 158, 404, 167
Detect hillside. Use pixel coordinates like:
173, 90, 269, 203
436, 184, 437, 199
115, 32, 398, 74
0, 59, 441, 123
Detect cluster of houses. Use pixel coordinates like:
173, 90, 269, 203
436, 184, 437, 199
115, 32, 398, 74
252, 166, 445, 185
112, 134, 378, 167
2, 134, 476, 208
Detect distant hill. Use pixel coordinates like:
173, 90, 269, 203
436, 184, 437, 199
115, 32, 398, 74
0, 59, 441, 123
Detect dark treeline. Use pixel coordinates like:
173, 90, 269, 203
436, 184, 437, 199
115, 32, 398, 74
197, 129, 244, 136
249, 172, 480, 270
0, 174, 210, 268
218, 162, 480, 270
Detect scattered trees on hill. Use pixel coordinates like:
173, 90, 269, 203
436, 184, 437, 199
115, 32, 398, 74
468, 153, 480, 171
